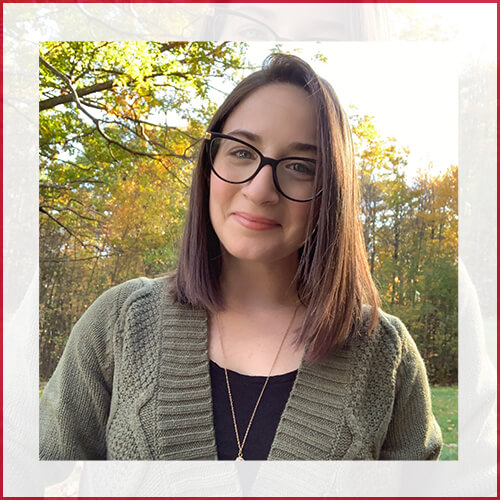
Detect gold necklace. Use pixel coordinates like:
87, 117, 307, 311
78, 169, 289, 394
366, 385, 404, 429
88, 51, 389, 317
216, 305, 299, 461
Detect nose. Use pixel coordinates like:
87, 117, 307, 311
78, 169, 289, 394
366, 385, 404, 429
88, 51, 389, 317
241, 164, 280, 205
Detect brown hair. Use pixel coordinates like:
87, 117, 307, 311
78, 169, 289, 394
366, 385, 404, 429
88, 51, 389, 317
172, 53, 380, 361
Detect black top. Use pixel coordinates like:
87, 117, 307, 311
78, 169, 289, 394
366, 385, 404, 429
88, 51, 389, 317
209, 360, 298, 460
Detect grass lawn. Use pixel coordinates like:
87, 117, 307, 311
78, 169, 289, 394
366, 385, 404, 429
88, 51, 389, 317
431, 385, 458, 460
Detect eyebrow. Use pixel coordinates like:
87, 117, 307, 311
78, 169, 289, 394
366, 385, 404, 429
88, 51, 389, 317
227, 129, 317, 155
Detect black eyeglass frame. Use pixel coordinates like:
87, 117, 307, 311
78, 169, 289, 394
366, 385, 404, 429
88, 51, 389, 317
205, 131, 322, 203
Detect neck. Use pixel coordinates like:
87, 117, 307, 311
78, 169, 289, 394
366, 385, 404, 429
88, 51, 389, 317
220, 252, 300, 313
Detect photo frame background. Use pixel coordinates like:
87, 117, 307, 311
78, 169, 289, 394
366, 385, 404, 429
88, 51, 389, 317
3, 2, 496, 497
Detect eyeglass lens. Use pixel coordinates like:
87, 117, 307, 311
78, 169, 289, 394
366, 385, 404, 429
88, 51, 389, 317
210, 137, 317, 201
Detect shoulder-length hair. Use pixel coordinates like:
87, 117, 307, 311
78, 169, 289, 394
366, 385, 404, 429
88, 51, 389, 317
171, 52, 380, 362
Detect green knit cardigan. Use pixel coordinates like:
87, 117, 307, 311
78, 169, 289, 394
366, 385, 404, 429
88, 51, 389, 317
39, 277, 442, 460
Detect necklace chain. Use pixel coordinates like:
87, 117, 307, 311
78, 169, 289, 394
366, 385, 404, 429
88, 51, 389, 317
217, 305, 299, 461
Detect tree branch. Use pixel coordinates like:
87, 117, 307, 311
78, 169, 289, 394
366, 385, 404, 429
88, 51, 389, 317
40, 55, 192, 189
39, 79, 116, 111
40, 203, 102, 223
40, 206, 100, 251
40, 56, 158, 160
40, 179, 104, 191
40, 255, 102, 263
159, 42, 188, 53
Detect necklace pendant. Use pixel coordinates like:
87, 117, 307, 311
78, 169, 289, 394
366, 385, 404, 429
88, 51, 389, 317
235, 455, 245, 461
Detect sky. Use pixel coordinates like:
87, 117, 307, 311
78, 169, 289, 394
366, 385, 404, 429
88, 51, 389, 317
220, 41, 459, 182
199, 2, 496, 182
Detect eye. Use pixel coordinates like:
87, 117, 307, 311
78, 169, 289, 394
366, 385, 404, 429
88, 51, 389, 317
239, 27, 269, 39
281, 159, 316, 177
228, 21, 275, 40
229, 147, 256, 161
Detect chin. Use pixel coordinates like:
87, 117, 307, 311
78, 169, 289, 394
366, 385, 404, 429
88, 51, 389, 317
222, 244, 298, 267
227, 249, 275, 264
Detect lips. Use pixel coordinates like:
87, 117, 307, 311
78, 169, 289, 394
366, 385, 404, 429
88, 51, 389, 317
232, 211, 281, 231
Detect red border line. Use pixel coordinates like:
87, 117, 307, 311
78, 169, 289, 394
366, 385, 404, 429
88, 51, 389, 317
2, 1, 498, 499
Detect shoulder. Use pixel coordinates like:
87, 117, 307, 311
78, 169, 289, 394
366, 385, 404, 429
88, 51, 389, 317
85, 276, 171, 317
353, 307, 403, 351
376, 310, 424, 366
353, 308, 427, 387
348, 307, 424, 375
94, 275, 207, 337
72, 276, 175, 343
360, 307, 416, 349
93, 276, 158, 308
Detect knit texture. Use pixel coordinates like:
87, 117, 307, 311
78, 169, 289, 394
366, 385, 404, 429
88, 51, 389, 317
39, 277, 442, 460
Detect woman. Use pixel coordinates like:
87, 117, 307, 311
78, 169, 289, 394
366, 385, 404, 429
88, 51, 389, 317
40, 53, 442, 461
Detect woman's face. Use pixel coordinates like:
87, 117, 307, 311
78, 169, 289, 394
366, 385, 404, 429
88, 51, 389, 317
209, 83, 317, 267
207, 4, 353, 41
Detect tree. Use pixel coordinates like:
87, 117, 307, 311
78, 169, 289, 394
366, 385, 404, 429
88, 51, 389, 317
39, 41, 248, 379
39, 41, 247, 245
352, 112, 458, 384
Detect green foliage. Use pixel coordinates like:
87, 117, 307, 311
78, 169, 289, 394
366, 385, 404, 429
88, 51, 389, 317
431, 385, 458, 460
39, 42, 247, 380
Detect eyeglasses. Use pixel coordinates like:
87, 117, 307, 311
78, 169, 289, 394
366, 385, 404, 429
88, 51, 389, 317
205, 132, 321, 202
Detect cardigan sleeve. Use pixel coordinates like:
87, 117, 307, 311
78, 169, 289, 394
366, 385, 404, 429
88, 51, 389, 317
379, 317, 443, 460
39, 278, 148, 460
